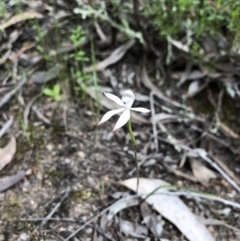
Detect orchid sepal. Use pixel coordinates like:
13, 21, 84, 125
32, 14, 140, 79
104, 92, 124, 107
113, 109, 130, 132
98, 108, 125, 125
130, 107, 151, 113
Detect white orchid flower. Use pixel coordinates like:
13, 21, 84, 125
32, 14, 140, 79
98, 90, 151, 131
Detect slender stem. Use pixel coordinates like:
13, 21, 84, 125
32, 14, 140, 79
127, 118, 139, 194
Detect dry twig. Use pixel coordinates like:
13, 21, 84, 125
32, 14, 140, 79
0, 117, 13, 138
0, 78, 27, 108
41, 187, 71, 226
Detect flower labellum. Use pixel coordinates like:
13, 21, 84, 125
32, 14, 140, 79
98, 90, 151, 131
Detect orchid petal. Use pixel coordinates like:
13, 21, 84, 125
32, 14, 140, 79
113, 109, 130, 131
104, 92, 124, 107
98, 108, 125, 125
130, 107, 151, 113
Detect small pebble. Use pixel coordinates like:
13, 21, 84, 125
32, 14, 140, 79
25, 169, 32, 176
46, 144, 54, 152
0, 193, 5, 201
207, 225, 215, 234
45, 111, 52, 117
216, 207, 231, 216
177, 180, 183, 186
123, 146, 129, 152
221, 179, 230, 188
227, 190, 236, 198
143, 159, 156, 167
77, 151, 85, 159
163, 156, 172, 163
20, 233, 30, 241
36, 172, 43, 181
85, 228, 92, 234
65, 158, 71, 164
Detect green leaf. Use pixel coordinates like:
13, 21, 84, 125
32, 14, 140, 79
54, 95, 61, 101
43, 88, 54, 96
53, 84, 61, 95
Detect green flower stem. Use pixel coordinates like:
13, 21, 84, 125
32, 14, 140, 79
127, 118, 139, 194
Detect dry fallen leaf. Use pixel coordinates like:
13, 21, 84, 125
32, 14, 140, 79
197, 216, 240, 233
30, 65, 63, 84
190, 158, 217, 186
151, 113, 179, 123
0, 170, 25, 192
11, 43, 35, 63
208, 153, 240, 186
119, 218, 148, 238
84, 39, 135, 72
0, 12, 43, 30
120, 178, 215, 241
142, 66, 192, 112
106, 195, 139, 222
185, 80, 209, 98
0, 136, 17, 171
140, 202, 163, 238
177, 68, 204, 87
167, 36, 190, 52
187, 80, 200, 96
220, 123, 240, 139
188, 148, 240, 192
99, 213, 107, 241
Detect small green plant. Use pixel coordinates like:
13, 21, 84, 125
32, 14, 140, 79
70, 50, 89, 62
0, 2, 9, 20
69, 26, 91, 97
142, 0, 240, 56
20, 122, 32, 145
70, 26, 86, 46
72, 70, 91, 99
43, 84, 61, 101
76, 70, 91, 82
74, 0, 143, 43
70, 26, 89, 63
33, 23, 53, 62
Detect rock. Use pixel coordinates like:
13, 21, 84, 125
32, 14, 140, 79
20, 233, 30, 241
